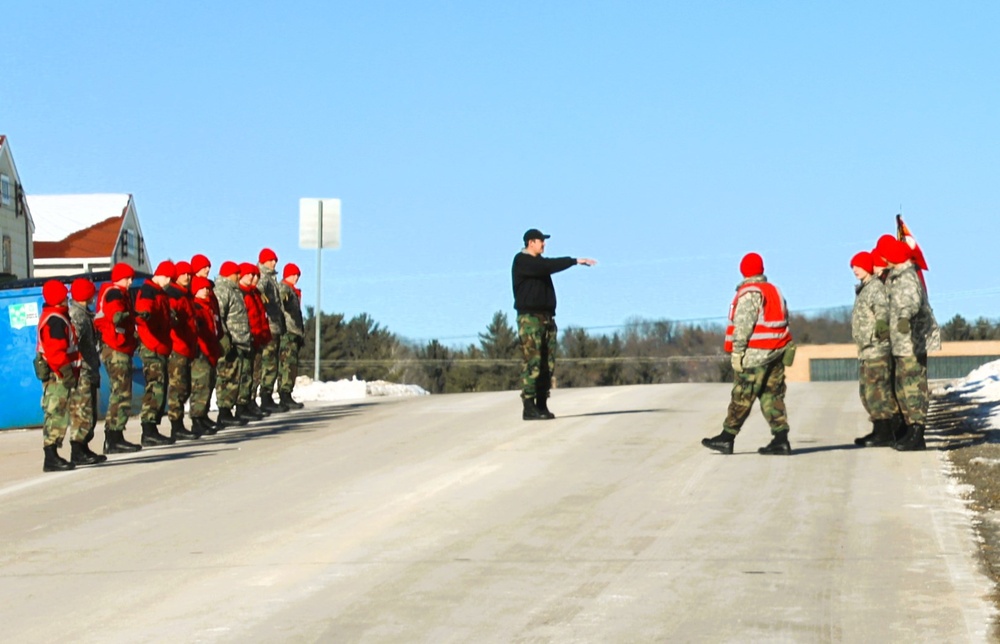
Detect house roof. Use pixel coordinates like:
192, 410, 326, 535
33, 216, 123, 259
27, 194, 131, 242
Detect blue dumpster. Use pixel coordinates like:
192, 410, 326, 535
0, 273, 147, 430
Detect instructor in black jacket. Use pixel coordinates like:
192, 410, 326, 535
512, 229, 596, 420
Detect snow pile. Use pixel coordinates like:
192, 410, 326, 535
935, 359, 1000, 429
288, 376, 428, 403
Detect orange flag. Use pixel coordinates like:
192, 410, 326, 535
896, 214, 928, 271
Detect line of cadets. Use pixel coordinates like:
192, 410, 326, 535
35, 248, 306, 472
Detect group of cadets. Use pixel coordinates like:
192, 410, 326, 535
35, 248, 306, 472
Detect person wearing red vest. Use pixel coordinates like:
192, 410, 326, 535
67, 277, 106, 466
165, 261, 201, 441
95, 263, 139, 451
703, 253, 795, 455
241, 264, 273, 418
190, 276, 223, 435
134, 260, 176, 449
37, 280, 81, 472
191, 254, 223, 433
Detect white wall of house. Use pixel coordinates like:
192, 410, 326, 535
0, 140, 34, 279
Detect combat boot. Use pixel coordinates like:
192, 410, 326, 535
237, 403, 264, 421
893, 423, 926, 451
279, 392, 304, 409
216, 408, 246, 427
249, 399, 271, 417
535, 394, 556, 419
701, 430, 736, 454
853, 423, 876, 447
105, 430, 143, 454
43, 445, 76, 472
82, 433, 107, 463
70, 441, 103, 466
192, 416, 217, 436
758, 430, 791, 455
864, 418, 896, 447
140, 422, 173, 446
522, 397, 546, 421
259, 394, 287, 413
890, 413, 906, 442
170, 418, 200, 442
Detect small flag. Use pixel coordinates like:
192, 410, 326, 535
896, 214, 928, 271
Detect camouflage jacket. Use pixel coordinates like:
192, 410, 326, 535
215, 277, 252, 350
886, 262, 941, 357
257, 264, 286, 336
277, 281, 304, 337
851, 276, 891, 360
730, 275, 786, 369
69, 300, 101, 374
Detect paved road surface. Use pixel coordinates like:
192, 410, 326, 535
0, 383, 994, 642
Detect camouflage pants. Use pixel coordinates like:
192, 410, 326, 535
238, 349, 257, 405
724, 359, 789, 435
215, 349, 242, 410
140, 347, 168, 422
259, 336, 280, 397
190, 355, 215, 417
518, 313, 557, 399
858, 355, 899, 421
68, 369, 98, 442
102, 347, 134, 431
894, 354, 928, 425
42, 375, 74, 447
278, 333, 302, 394
166, 351, 192, 421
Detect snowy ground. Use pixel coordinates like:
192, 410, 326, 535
290, 376, 429, 402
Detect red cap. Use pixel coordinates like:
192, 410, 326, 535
283, 263, 301, 279
259, 248, 278, 263
850, 251, 874, 275
42, 280, 68, 306
174, 261, 193, 277
191, 254, 211, 273
70, 278, 96, 302
871, 248, 887, 270
154, 260, 176, 279
881, 238, 911, 265
111, 262, 135, 282
239, 262, 258, 278
739, 252, 764, 278
191, 276, 212, 296
219, 261, 239, 277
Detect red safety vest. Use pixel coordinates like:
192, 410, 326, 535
723, 282, 792, 353
37, 309, 82, 370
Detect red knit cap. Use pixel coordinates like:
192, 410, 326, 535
219, 260, 239, 277
739, 252, 764, 278
174, 261, 193, 277
239, 262, 258, 278
191, 254, 211, 273
282, 262, 301, 279
191, 276, 212, 296
42, 280, 68, 306
70, 278, 96, 302
850, 251, 874, 275
259, 248, 278, 263
881, 238, 912, 265
154, 260, 176, 279
871, 247, 887, 270
111, 262, 135, 282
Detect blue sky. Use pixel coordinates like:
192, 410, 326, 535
5, 2, 999, 345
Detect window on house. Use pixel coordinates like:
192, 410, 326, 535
0, 175, 10, 206
120, 230, 132, 258
2, 235, 11, 274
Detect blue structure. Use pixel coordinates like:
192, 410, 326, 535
0, 273, 147, 430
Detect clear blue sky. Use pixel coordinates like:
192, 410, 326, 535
5, 2, 998, 345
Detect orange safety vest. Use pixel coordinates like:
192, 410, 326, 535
723, 282, 792, 353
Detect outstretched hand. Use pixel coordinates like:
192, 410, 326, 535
577, 258, 597, 266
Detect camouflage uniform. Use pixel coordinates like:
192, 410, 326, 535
517, 313, 557, 399
38, 307, 79, 448
277, 280, 304, 394
42, 376, 76, 447
257, 263, 285, 399
886, 263, 941, 425
68, 300, 100, 442
851, 276, 898, 421
215, 277, 252, 410
723, 276, 790, 436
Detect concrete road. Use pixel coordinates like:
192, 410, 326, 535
0, 383, 994, 643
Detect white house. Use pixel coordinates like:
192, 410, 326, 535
28, 194, 152, 278
0, 135, 36, 281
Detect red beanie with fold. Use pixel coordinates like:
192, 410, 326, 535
259, 248, 278, 263
282, 263, 301, 279
154, 260, 176, 279
71, 278, 96, 302
219, 261, 239, 277
739, 253, 764, 278
191, 276, 212, 296
239, 262, 257, 278
111, 262, 135, 282
174, 261, 193, 277
881, 238, 912, 265
850, 251, 874, 275
43, 280, 68, 306
191, 254, 211, 273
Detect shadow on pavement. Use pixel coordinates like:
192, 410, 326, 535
558, 408, 669, 419
925, 387, 1000, 451
95, 448, 223, 467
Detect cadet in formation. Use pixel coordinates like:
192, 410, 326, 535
257, 248, 288, 413
214, 261, 253, 426
190, 275, 222, 435
134, 260, 175, 449
67, 278, 107, 465
36, 280, 81, 471
277, 262, 305, 409
165, 261, 200, 441
702, 253, 795, 455
240, 263, 270, 419
95, 263, 139, 454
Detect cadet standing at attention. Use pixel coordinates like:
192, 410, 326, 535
67, 278, 106, 465
95, 263, 139, 453
277, 262, 305, 409
37, 280, 80, 472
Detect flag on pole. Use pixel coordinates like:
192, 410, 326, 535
896, 214, 928, 271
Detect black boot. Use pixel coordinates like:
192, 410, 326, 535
260, 394, 288, 413
237, 403, 264, 421
70, 441, 102, 466
758, 430, 791, 455
249, 400, 271, 417
702, 430, 736, 454
105, 429, 143, 454
890, 413, 906, 442
82, 435, 108, 463
141, 421, 174, 447
893, 423, 926, 451
853, 423, 876, 447
170, 418, 200, 441
202, 415, 219, 431
864, 418, 896, 447
522, 397, 546, 421
279, 392, 304, 410
535, 394, 556, 419
192, 416, 217, 436
43, 445, 76, 472
217, 408, 246, 427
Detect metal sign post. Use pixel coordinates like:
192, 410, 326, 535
299, 198, 341, 382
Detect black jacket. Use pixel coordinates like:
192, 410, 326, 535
511, 252, 576, 315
